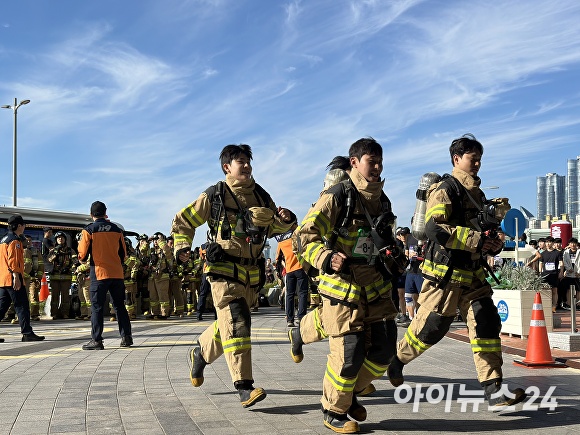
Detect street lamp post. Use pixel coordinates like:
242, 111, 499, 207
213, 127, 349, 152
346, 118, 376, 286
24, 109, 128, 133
2, 98, 30, 207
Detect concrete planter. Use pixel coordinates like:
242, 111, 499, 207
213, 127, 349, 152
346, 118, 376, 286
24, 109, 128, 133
491, 289, 553, 338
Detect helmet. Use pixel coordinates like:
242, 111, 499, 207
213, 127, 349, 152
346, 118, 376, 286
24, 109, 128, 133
153, 232, 165, 241
124, 237, 133, 247
54, 231, 66, 239
138, 233, 148, 241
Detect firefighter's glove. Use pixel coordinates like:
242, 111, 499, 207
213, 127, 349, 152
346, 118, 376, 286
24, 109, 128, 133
248, 207, 275, 227
175, 248, 190, 265
489, 197, 511, 220
205, 242, 225, 264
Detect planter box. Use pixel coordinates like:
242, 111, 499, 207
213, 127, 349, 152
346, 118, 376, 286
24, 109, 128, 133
491, 289, 553, 338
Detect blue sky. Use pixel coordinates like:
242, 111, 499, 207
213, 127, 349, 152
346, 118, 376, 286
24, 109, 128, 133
2, 0, 580, 252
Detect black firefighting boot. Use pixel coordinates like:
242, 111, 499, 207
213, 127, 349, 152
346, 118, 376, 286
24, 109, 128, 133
235, 380, 267, 408
188, 346, 207, 387
347, 394, 367, 422
322, 407, 360, 434
387, 355, 405, 387
482, 379, 527, 408
288, 326, 304, 363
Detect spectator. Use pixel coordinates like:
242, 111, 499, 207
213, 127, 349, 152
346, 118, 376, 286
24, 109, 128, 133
78, 201, 132, 350
276, 224, 309, 327
0, 215, 45, 342
559, 237, 579, 310
265, 258, 275, 283
539, 236, 563, 312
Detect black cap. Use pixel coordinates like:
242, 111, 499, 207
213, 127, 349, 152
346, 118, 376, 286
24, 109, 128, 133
7, 214, 25, 227
90, 201, 107, 217
396, 227, 410, 236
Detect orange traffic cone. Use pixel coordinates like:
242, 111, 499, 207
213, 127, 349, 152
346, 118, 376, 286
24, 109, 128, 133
514, 291, 566, 368
39, 273, 49, 302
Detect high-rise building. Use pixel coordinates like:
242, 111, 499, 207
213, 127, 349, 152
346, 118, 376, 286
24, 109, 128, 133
567, 156, 580, 221
536, 156, 580, 223
537, 173, 566, 219
536, 176, 547, 219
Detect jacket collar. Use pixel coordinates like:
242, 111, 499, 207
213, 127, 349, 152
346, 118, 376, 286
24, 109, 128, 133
349, 167, 384, 200
451, 167, 481, 190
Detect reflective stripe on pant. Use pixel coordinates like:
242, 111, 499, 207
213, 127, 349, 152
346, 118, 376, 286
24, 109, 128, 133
149, 275, 170, 316
320, 293, 396, 414
198, 277, 254, 383
125, 281, 137, 316
169, 278, 184, 315
396, 277, 503, 383
299, 306, 328, 344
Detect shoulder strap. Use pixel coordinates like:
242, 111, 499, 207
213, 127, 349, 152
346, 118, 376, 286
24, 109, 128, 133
325, 180, 356, 250
204, 182, 227, 240
253, 183, 271, 208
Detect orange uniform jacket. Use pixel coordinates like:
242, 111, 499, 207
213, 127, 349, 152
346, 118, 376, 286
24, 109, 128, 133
78, 218, 127, 280
276, 237, 301, 274
0, 232, 24, 287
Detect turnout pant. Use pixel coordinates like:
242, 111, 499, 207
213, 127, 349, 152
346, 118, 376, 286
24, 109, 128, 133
148, 274, 170, 316
169, 277, 184, 316
27, 277, 41, 318
50, 278, 71, 318
77, 275, 91, 317
90, 278, 132, 342
125, 281, 137, 317
320, 292, 397, 414
396, 277, 503, 384
197, 277, 255, 384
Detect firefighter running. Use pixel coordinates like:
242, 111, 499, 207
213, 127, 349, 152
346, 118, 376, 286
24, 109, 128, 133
171, 144, 296, 408
387, 133, 527, 408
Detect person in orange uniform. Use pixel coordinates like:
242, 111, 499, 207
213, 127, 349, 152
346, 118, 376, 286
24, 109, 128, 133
78, 201, 132, 350
0, 215, 45, 342
276, 224, 309, 327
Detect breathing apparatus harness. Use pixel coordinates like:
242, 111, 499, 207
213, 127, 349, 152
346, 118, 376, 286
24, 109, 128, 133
428, 174, 504, 286
205, 180, 271, 264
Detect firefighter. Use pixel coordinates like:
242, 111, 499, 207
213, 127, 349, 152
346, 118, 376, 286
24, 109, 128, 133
136, 234, 151, 316
387, 134, 526, 408
47, 231, 76, 319
167, 235, 184, 317
187, 247, 202, 315
147, 232, 173, 319
171, 144, 296, 408
180, 248, 198, 316
295, 138, 400, 433
74, 232, 92, 320
123, 238, 141, 320
23, 235, 43, 321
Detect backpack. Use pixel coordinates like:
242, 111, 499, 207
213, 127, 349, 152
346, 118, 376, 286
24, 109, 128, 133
292, 178, 391, 276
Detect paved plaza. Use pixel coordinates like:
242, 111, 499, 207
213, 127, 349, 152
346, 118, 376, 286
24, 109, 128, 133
0, 307, 579, 435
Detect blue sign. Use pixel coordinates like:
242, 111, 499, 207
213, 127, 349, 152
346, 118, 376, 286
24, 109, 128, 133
497, 300, 509, 322
501, 209, 526, 238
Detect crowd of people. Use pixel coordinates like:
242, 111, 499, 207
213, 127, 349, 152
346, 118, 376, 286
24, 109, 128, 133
5, 136, 579, 434
524, 235, 580, 312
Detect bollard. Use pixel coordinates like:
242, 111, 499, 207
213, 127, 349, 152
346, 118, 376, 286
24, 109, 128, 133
571, 285, 577, 333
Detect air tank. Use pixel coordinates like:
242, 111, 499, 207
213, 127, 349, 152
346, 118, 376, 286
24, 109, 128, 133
411, 172, 442, 241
